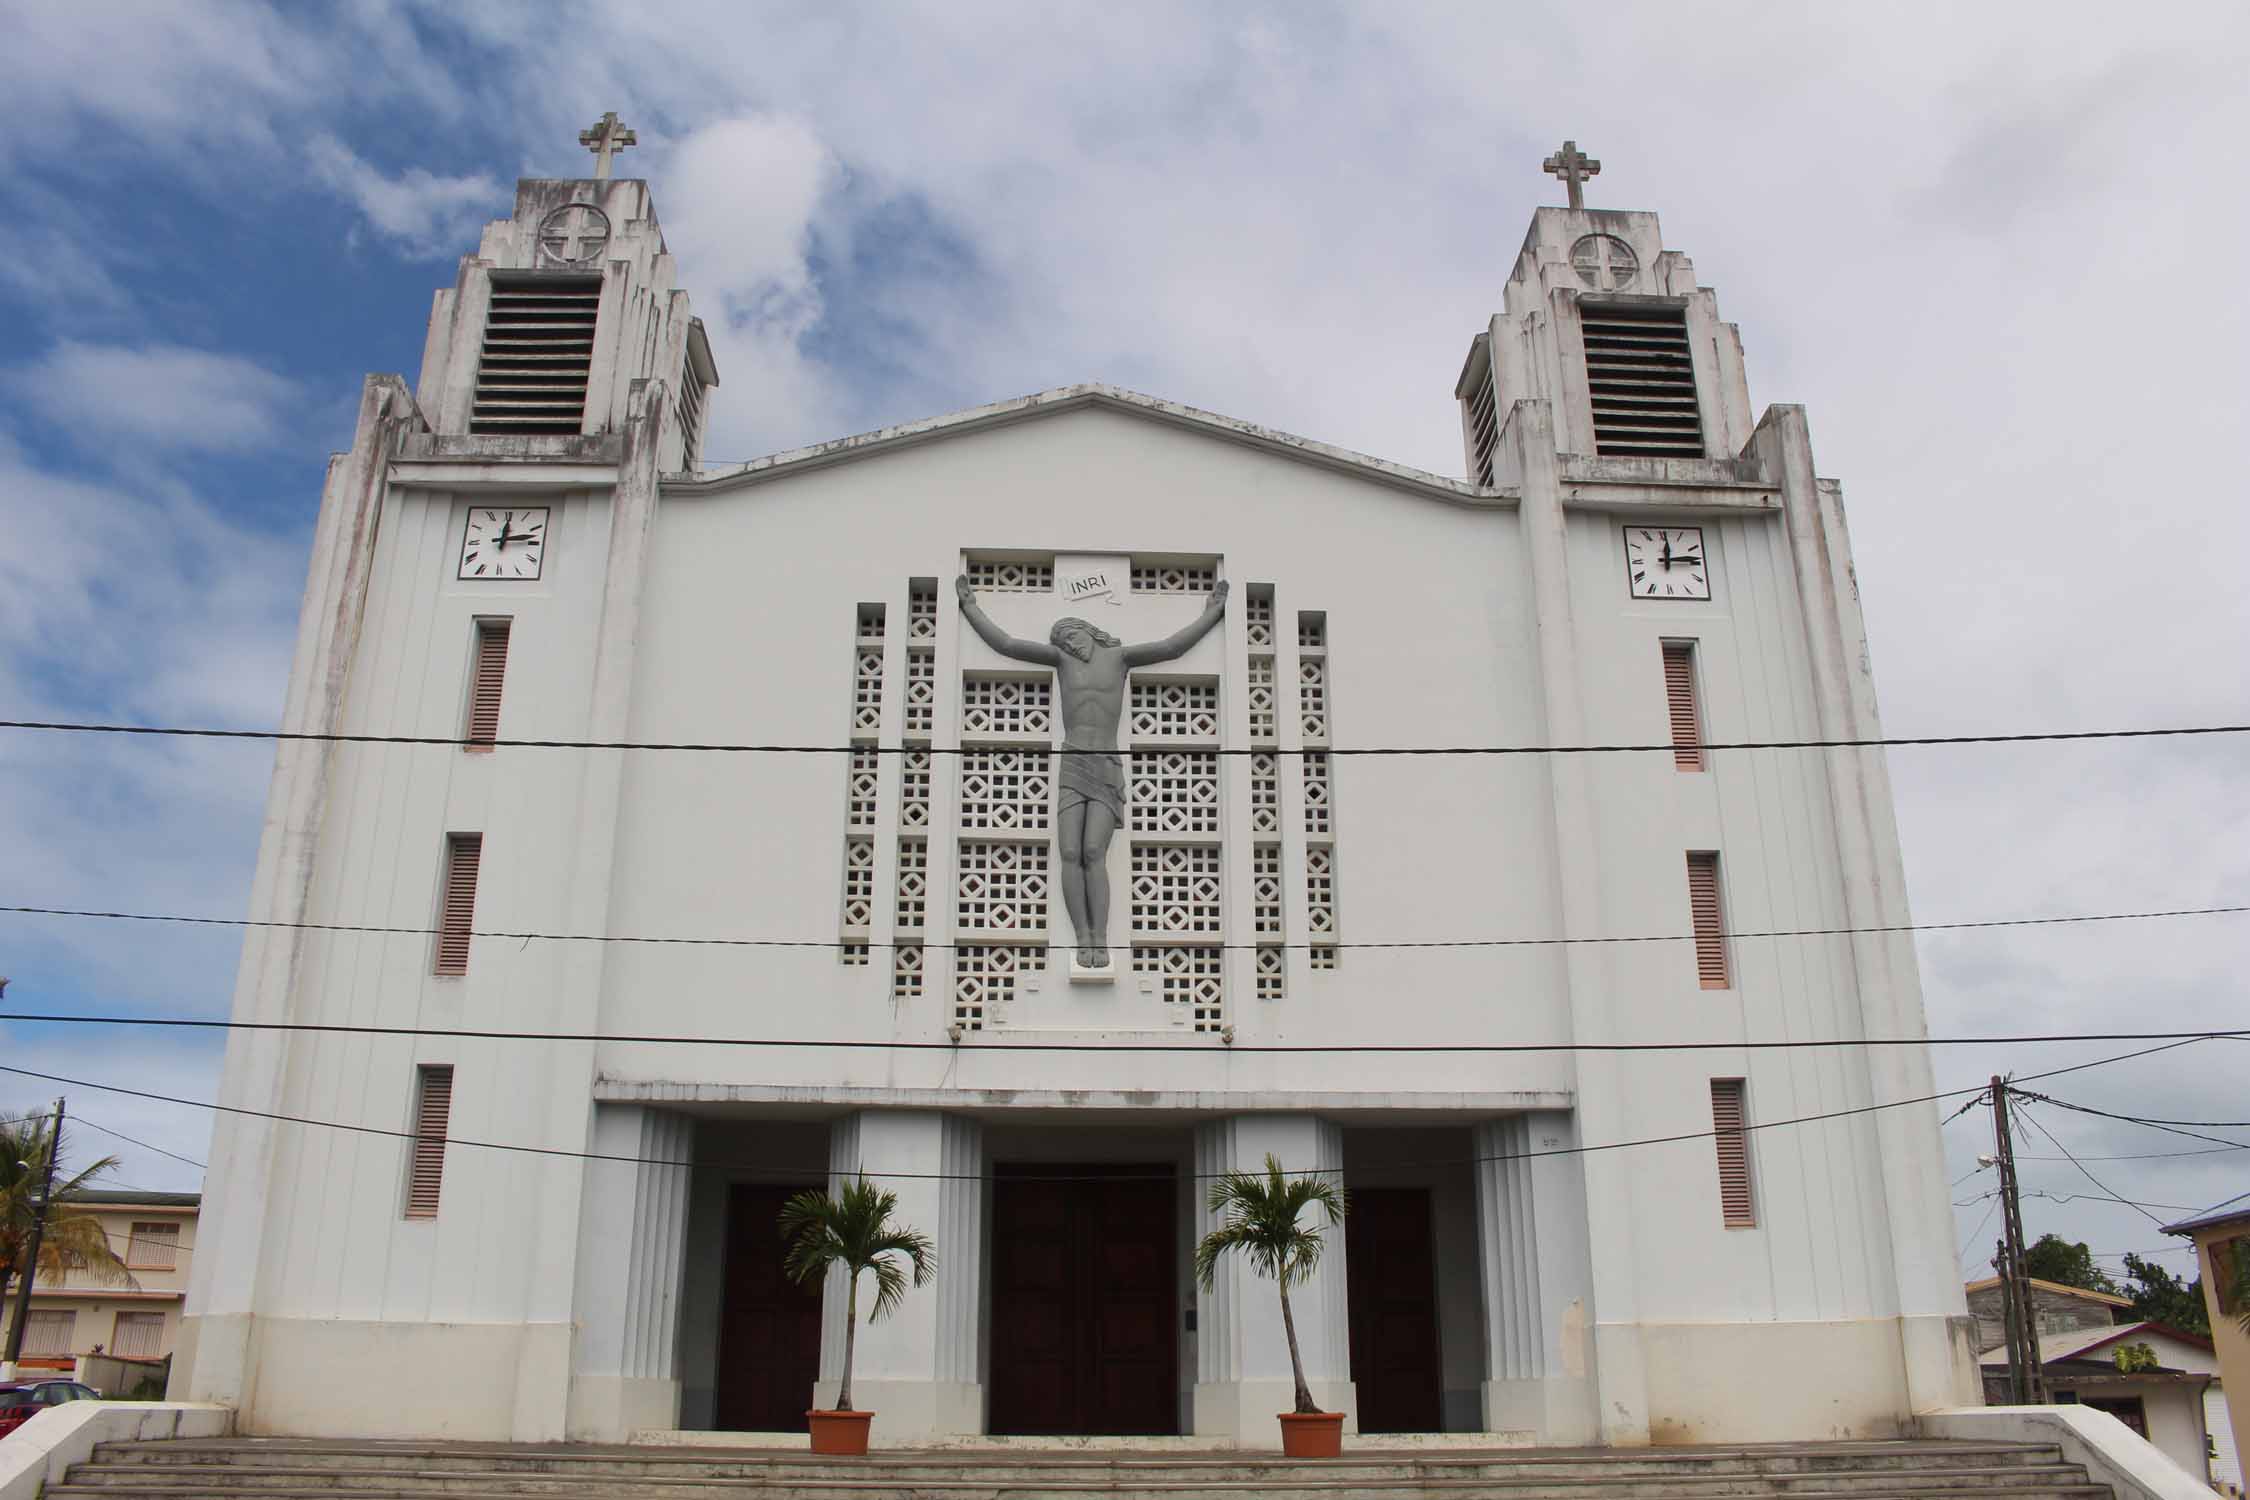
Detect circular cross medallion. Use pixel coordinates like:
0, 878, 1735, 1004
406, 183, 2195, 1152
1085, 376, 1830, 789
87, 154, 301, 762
1570, 233, 1639, 291
538, 203, 612, 265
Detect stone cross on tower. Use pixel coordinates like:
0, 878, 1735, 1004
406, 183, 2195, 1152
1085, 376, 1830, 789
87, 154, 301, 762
579, 111, 638, 181
1542, 139, 1601, 210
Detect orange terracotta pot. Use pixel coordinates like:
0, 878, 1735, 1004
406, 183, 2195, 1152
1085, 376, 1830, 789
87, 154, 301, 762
806, 1409, 873, 1455
1277, 1410, 1345, 1457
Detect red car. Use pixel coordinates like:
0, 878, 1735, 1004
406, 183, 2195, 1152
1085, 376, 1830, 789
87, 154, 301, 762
0, 1379, 99, 1439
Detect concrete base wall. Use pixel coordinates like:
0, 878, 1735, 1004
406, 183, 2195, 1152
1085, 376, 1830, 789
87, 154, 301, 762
567, 1374, 683, 1442
1192, 1378, 1357, 1448
209, 1317, 573, 1440
812, 1377, 984, 1443
1637, 1318, 1913, 1444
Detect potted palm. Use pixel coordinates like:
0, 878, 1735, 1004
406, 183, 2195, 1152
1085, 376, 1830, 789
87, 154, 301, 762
1193, 1153, 1350, 1457
778, 1175, 935, 1455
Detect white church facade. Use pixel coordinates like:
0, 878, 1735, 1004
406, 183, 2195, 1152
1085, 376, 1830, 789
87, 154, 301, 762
175, 149, 1983, 1446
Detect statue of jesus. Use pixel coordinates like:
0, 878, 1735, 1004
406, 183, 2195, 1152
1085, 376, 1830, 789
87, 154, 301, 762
955, 575, 1229, 968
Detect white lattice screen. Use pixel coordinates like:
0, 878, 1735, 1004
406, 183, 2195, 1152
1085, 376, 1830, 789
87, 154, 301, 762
894, 837, 927, 931
1130, 750, 1220, 835
960, 749, 1052, 832
840, 604, 886, 965
1250, 752, 1280, 834
1247, 656, 1277, 741
903, 583, 936, 737
965, 557, 1054, 592
1256, 945, 1286, 1002
1135, 945, 1224, 1031
899, 748, 931, 829
956, 840, 1049, 932
1130, 844, 1223, 935
892, 943, 924, 1002
1301, 609, 1338, 967
1129, 679, 1220, 740
1130, 560, 1217, 593
962, 676, 1053, 738
954, 943, 1045, 1030
1244, 589, 1275, 647
1252, 844, 1283, 936
1127, 673, 1225, 1025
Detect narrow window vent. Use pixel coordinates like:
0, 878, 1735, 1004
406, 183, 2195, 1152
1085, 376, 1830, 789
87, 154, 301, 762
1687, 851, 1728, 989
435, 834, 483, 976
1710, 1078, 1754, 1227
1464, 339, 1499, 487
1662, 641, 1703, 771
678, 360, 709, 468
1582, 302, 1703, 458
405, 1064, 455, 1220
471, 278, 600, 436
466, 620, 511, 751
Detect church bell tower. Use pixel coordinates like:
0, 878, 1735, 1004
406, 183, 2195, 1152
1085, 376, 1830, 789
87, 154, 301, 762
1456, 140, 1755, 486
414, 112, 719, 470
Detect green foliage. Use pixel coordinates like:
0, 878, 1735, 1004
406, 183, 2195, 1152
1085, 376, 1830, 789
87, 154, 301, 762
1194, 1154, 1348, 1415
2112, 1341, 2159, 1373
0, 1114, 135, 1293
2021, 1233, 2120, 1294
777, 1176, 935, 1412
2120, 1252, 2208, 1338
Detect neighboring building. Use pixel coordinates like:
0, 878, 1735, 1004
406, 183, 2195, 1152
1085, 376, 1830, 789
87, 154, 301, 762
1, 1191, 198, 1375
1965, 1271, 2240, 1492
1977, 1321, 2236, 1491
175, 144, 1981, 1445
1963, 1274, 2134, 1354
2169, 1191, 2250, 1493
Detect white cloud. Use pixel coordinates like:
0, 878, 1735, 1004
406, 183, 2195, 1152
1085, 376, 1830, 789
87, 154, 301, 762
306, 135, 503, 259
6, 342, 300, 454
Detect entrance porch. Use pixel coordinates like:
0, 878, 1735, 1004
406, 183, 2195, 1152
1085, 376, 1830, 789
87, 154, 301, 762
569, 1104, 1599, 1447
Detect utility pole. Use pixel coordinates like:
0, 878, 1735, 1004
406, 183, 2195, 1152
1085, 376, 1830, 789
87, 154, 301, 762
3, 1097, 65, 1374
1988, 1075, 2047, 1404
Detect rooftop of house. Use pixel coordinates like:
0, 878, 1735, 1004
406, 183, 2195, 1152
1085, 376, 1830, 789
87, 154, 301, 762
2162, 1187, 2250, 1238
1963, 1275, 2134, 1309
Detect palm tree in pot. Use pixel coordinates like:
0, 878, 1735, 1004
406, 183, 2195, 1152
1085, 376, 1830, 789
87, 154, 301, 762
779, 1175, 935, 1454
1193, 1153, 1350, 1456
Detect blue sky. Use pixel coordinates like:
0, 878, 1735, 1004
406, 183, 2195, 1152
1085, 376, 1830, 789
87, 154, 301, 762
1, 1, 2245, 1281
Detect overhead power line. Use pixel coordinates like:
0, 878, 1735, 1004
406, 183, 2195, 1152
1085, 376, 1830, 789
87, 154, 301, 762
0, 1036, 2200, 1187
3, 1009, 2244, 1057
2, 717, 2244, 757
4, 898, 2241, 956
68, 1114, 208, 1170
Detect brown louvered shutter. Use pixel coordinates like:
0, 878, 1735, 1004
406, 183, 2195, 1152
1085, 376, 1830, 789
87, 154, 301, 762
1710, 1078, 1754, 1226
1687, 852, 1728, 988
465, 620, 511, 752
405, 1065, 454, 1220
1663, 642, 1703, 771
434, 835, 482, 976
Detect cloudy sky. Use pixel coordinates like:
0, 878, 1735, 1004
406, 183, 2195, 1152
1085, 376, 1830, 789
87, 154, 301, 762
1, 2, 2244, 1293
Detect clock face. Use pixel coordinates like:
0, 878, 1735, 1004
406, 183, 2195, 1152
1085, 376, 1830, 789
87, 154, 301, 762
458, 507, 548, 581
1624, 526, 1710, 600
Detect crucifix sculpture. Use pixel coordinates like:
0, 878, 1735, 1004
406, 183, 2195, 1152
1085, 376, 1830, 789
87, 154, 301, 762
956, 575, 1228, 969
579, 112, 638, 180
1542, 139, 1600, 210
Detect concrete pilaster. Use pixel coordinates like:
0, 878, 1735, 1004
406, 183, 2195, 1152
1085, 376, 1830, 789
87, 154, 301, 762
1191, 1115, 1355, 1445
1474, 1112, 1599, 1443
816, 1111, 986, 1441
567, 1106, 695, 1438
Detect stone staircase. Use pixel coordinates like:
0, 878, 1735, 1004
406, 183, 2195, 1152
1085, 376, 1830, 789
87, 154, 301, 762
48, 1437, 2113, 1500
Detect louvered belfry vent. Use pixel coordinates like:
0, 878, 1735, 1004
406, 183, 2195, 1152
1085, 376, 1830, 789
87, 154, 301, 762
1710, 1078, 1754, 1227
405, 1064, 455, 1220
1464, 337, 1499, 487
1662, 641, 1703, 771
1581, 302, 1703, 458
465, 620, 511, 751
1687, 851, 1729, 989
434, 834, 483, 976
470, 277, 601, 435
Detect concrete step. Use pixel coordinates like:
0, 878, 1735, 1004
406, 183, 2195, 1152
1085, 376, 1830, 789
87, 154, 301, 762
87, 1439, 2071, 1481
44, 1488, 2119, 1500
59, 1464, 2100, 1493
59, 1439, 2108, 1500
